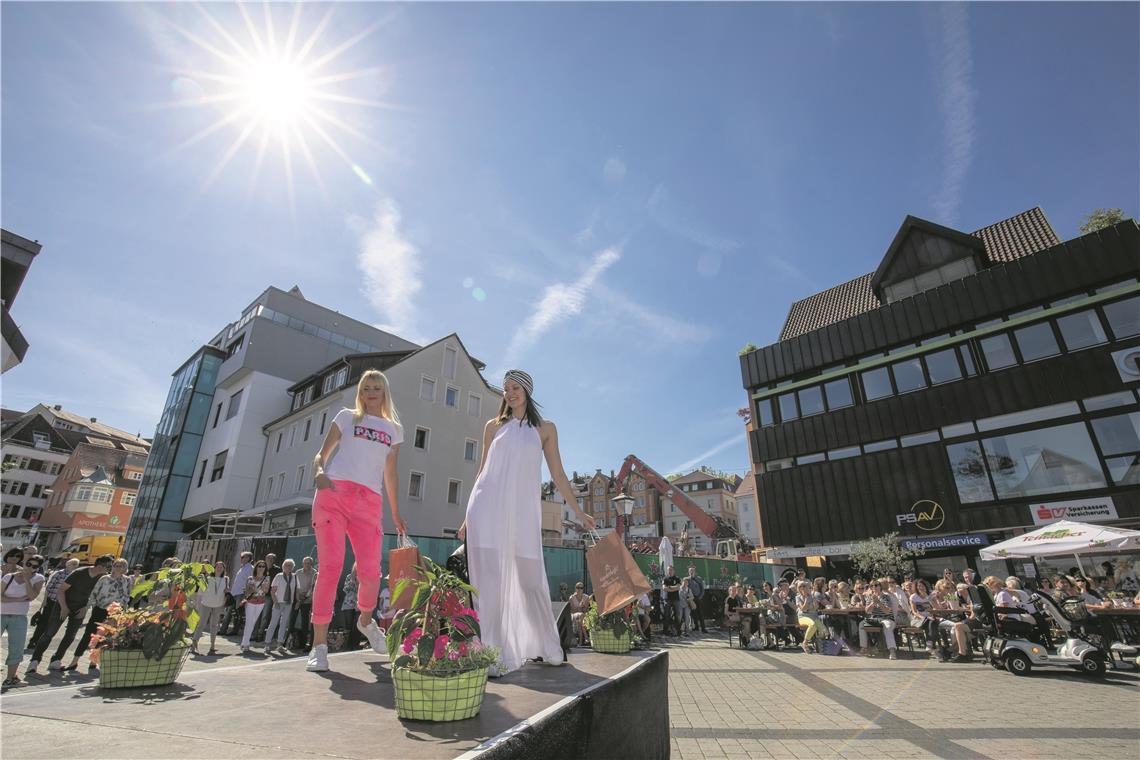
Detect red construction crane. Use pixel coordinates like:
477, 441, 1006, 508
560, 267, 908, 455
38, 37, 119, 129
613, 454, 754, 558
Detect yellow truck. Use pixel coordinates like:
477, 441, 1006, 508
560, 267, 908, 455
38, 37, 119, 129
59, 535, 124, 564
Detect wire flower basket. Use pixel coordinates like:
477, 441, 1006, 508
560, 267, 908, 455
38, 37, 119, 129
590, 627, 632, 654
99, 643, 191, 689
392, 665, 489, 721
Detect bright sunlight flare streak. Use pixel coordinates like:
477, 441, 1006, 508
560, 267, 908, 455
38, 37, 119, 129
158, 2, 400, 204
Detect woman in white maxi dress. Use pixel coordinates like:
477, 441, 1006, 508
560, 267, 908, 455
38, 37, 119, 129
459, 370, 595, 676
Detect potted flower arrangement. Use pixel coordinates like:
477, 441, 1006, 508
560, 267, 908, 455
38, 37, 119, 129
385, 557, 500, 721
89, 561, 211, 689
581, 600, 639, 654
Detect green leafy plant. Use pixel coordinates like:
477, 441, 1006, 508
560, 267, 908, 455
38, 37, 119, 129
385, 557, 499, 674
1079, 208, 1125, 234
849, 533, 925, 580
90, 561, 212, 663
581, 600, 640, 640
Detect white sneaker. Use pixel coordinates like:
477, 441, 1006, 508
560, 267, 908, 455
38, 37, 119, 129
306, 645, 329, 672
357, 619, 386, 654
48, 660, 63, 671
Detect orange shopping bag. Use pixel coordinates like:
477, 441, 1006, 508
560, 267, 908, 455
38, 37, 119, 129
587, 530, 653, 616
387, 534, 423, 612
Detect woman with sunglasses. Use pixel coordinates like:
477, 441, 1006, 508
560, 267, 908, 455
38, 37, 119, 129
2, 552, 44, 686
239, 561, 271, 653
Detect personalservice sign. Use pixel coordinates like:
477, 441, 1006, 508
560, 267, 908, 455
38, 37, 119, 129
1030, 497, 1118, 526
900, 534, 989, 551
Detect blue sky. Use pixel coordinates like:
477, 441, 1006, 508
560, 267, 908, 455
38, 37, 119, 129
2, 2, 1137, 481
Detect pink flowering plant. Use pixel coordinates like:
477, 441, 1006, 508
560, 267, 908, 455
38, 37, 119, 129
386, 556, 500, 674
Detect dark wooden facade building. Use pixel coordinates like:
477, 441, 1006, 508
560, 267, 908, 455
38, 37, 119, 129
739, 208, 1140, 571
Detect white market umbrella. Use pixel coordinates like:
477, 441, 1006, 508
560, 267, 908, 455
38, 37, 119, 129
980, 520, 1140, 562
658, 533, 675, 574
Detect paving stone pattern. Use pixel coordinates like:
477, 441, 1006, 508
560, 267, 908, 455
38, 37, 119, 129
661, 634, 1140, 760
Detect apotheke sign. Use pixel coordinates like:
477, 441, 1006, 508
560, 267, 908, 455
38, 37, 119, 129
1030, 497, 1118, 526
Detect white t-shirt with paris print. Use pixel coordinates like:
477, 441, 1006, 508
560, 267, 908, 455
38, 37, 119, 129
324, 409, 403, 495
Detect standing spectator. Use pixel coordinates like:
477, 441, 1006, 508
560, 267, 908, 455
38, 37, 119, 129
292, 557, 317, 650
28, 558, 78, 652
265, 559, 296, 653
223, 551, 254, 635
70, 558, 131, 672
557, 583, 569, 602
28, 555, 113, 673
661, 566, 683, 637
1, 548, 24, 577
253, 553, 282, 641
191, 561, 228, 656
2, 554, 44, 686
238, 560, 270, 653
341, 564, 362, 650
685, 565, 707, 633
679, 578, 695, 633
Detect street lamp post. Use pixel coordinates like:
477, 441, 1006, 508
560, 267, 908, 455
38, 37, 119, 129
612, 491, 635, 546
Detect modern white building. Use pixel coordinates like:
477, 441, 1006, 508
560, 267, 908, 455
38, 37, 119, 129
250, 334, 499, 537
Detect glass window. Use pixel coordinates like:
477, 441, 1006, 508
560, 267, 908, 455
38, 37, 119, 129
946, 441, 996, 503
468, 394, 482, 417
892, 358, 926, 394
409, 472, 424, 500
414, 428, 429, 449
861, 367, 893, 401
798, 385, 824, 417
924, 348, 962, 385
1083, 391, 1136, 412
464, 440, 477, 461
900, 430, 940, 447
445, 387, 459, 408
941, 422, 975, 438
1056, 309, 1108, 351
982, 422, 1106, 499
1090, 412, 1140, 456
757, 398, 775, 427
959, 345, 977, 376
778, 392, 798, 422
824, 378, 853, 410
976, 402, 1080, 432
980, 333, 1017, 370
1105, 456, 1140, 486
795, 452, 826, 465
1103, 295, 1140, 339
447, 480, 461, 505
863, 439, 898, 453
1014, 322, 1060, 362
420, 377, 435, 401
828, 446, 860, 460
766, 458, 794, 471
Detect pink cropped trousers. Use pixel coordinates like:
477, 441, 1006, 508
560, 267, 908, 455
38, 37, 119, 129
310, 479, 383, 625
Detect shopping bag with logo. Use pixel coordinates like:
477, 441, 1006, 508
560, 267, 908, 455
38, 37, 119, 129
586, 530, 653, 616
387, 534, 423, 612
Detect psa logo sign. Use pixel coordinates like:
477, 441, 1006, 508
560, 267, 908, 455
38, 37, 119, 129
896, 500, 945, 532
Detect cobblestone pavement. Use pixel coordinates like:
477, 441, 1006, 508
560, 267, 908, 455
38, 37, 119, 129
659, 633, 1140, 760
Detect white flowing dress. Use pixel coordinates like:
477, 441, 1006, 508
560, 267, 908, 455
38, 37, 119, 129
465, 419, 563, 675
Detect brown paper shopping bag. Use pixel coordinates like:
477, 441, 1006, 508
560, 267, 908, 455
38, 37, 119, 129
587, 531, 653, 616
387, 534, 423, 612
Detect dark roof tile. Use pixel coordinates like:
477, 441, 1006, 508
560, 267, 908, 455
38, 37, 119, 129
777, 207, 1059, 340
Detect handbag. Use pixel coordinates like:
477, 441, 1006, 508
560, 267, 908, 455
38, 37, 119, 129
446, 542, 469, 584
387, 534, 423, 612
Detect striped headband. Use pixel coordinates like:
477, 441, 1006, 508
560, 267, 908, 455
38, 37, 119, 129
503, 369, 534, 398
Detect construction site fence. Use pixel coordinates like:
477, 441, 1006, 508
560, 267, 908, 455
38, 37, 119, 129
173, 535, 793, 600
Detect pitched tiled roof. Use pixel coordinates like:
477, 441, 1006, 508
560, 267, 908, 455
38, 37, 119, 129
777, 207, 1060, 340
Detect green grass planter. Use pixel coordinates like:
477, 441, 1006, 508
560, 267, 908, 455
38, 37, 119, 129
392, 666, 489, 721
99, 644, 190, 689
590, 627, 632, 654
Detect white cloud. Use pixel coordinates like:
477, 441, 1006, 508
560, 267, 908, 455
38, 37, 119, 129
353, 198, 422, 337
575, 208, 600, 246
502, 247, 621, 369
603, 157, 627, 183
929, 3, 976, 224
669, 433, 747, 474
593, 283, 713, 344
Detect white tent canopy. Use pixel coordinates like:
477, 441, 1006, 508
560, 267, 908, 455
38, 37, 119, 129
980, 520, 1140, 560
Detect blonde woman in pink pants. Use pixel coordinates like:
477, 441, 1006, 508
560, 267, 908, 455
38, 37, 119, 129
306, 370, 406, 673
